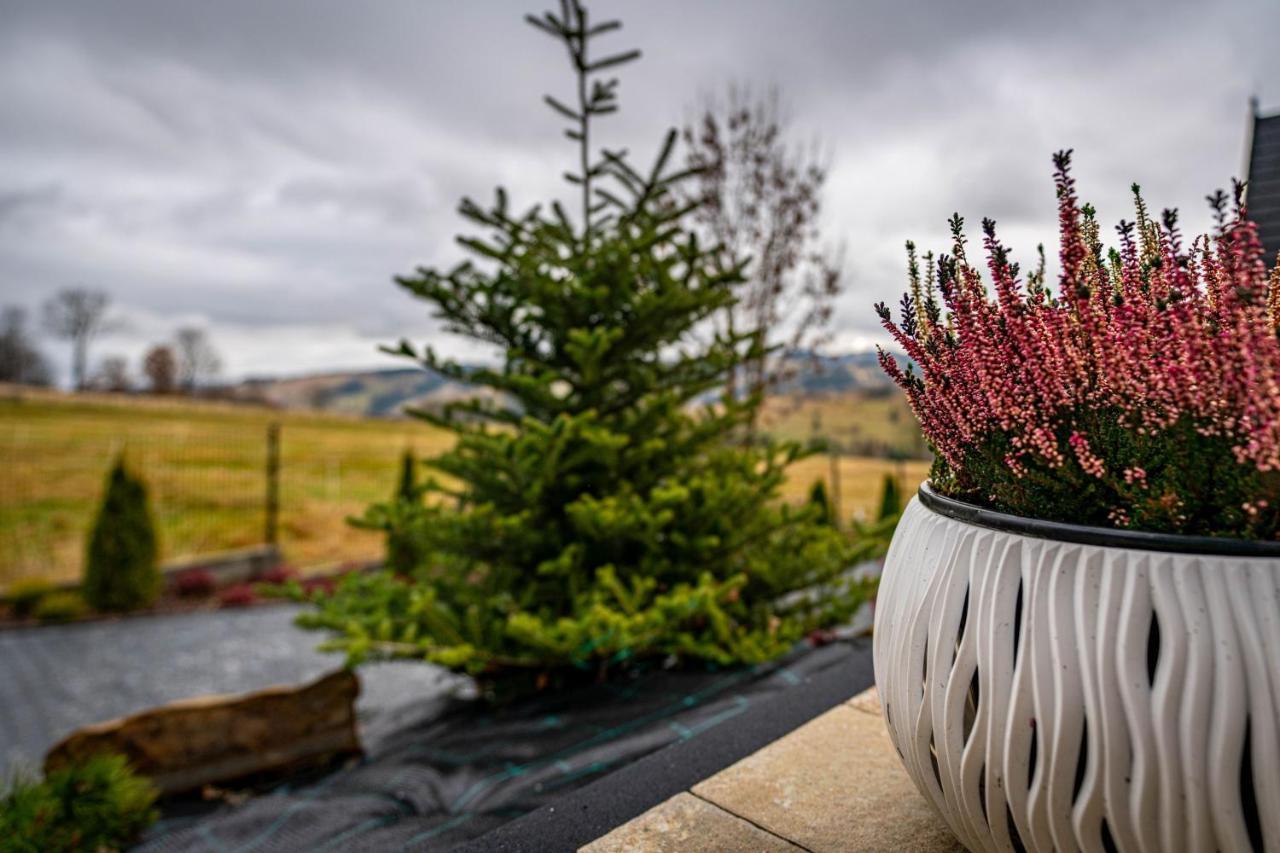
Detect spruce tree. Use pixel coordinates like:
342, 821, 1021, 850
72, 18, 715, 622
807, 479, 833, 526
349, 447, 428, 576
395, 447, 417, 503
385, 448, 427, 576
301, 1, 868, 688
877, 473, 903, 522
83, 455, 160, 611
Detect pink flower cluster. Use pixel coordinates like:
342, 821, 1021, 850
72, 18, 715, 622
876, 150, 1280, 482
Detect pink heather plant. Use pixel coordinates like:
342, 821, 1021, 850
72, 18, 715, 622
876, 150, 1280, 539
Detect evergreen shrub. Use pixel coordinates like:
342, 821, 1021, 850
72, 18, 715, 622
298, 2, 871, 691
33, 591, 89, 624
5, 578, 55, 618
355, 448, 429, 577
83, 456, 160, 612
0, 754, 158, 853
876, 474, 902, 522
807, 479, 834, 525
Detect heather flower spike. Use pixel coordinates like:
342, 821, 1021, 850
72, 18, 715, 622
877, 152, 1280, 539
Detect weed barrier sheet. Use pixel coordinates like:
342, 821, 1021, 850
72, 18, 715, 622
137, 638, 863, 852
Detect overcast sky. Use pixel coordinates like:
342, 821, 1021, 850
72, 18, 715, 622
1, 0, 1277, 385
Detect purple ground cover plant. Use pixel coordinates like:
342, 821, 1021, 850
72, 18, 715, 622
876, 150, 1280, 539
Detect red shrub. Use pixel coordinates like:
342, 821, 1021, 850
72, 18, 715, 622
259, 564, 297, 585
174, 569, 217, 598
218, 583, 258, 608
876, 151, 1280, 538
300, 576, 336, 597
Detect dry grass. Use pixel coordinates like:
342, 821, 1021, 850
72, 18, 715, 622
782, 454, 931, 521
758, 391, 928, 458
0, 384, 928, 588
0, 386, 451, 587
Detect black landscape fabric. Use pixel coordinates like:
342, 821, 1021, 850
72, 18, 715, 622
136, 638, 866, 852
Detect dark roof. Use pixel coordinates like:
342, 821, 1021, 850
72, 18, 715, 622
1247, 108, 1280, 265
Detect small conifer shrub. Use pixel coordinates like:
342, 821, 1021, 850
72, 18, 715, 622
807, 479, 834, 525
877, 151, 1280, 538
83, 456, 160, 612
395, 447, 417, 503
0, 754, 158, 852
350, 447, 430, 577
5, 578, 55, 618
33, 591, 89, 624
300, 2, 869, 690
388, 448, 429, 576
876, 474, 902, 522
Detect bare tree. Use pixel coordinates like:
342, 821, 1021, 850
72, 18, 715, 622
175, 327, 221, 392
682, 87, 844, 425
91, 355, 130, 392
0, 307, 53, 386
42, 288, 110, 391
142, 344, 178, 394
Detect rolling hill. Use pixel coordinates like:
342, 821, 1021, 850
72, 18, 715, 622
233, 350, 906, 419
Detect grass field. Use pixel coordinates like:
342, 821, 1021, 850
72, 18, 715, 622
0, 385, 927, 588
0, 387, 452, 588
758, 392, 929, 458
782, 453, 930, 519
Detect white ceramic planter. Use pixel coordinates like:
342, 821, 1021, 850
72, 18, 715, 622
874, 485, 1280, 853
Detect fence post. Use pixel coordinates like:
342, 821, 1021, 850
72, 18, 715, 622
828, 449, 843, 528
265, 422, 280, 547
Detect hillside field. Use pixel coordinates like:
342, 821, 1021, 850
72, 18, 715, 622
0, 386, 927, 588
757, 391, 928, 458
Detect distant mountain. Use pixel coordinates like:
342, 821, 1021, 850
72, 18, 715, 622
774, 350, 901, 396
233, 350, 904, 418
235, 368, 464, 417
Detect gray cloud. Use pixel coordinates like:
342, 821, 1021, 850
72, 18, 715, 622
0, 0, 1277, 383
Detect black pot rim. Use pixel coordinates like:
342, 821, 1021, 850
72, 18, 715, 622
917, 482, 1280, 558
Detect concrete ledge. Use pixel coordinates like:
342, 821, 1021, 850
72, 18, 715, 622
460, 641, 875, 853
583, 687, 962, 853
581, 793, 802, 853
161, 544, 283, 588
3, 544, 284, 600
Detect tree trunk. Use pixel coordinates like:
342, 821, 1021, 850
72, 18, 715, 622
73, 337, 87, 391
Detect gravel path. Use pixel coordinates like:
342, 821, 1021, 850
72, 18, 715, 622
0, 605, 461, 772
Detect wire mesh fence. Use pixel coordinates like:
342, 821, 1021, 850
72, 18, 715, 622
0, 390, 448, 588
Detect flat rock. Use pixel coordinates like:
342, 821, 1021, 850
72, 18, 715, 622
581, 792, 803, 853
44, 669, 360, 795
